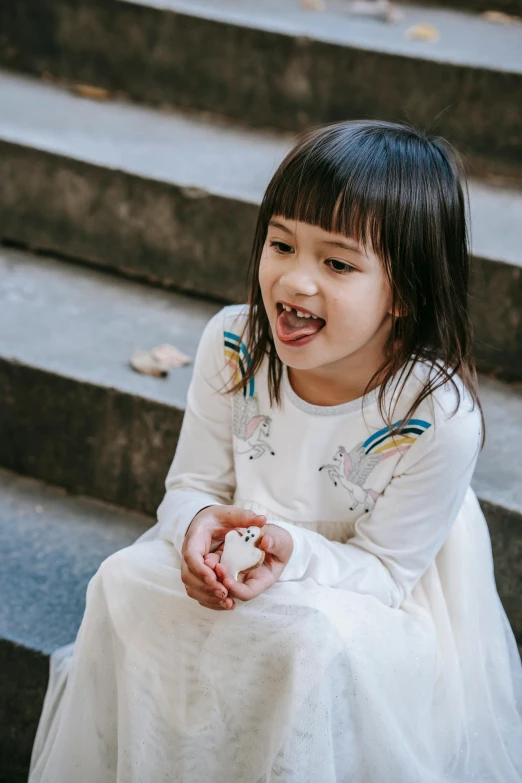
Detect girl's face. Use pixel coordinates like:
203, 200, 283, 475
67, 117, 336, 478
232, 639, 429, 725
259, 216, 398, 387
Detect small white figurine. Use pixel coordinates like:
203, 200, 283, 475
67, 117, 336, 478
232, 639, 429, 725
220, 527, 266, 582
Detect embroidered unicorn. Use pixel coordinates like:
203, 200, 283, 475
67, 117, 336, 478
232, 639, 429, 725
233, 392, 275, 460
319, 444, 381, 512
319, 419, 432, 511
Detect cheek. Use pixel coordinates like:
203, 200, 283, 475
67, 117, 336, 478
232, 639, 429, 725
328, 292, 357, 324
258, 252, 277, 292
329, 277, 388, 319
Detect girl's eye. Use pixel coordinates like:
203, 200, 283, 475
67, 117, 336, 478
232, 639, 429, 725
269, 241, 293, 254
269, 241, 354, 275
326, 259, 355, 275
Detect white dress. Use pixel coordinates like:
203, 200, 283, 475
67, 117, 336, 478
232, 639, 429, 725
29, 304, 522, 782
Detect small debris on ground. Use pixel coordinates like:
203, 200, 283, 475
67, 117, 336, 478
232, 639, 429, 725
482, 10, 522, 24
72, 84, 111, 101
350, 0, 403, 23
300, 0, 402, 22
405, 23, 440, 41
130, 344, 192, 378
301, 0, 326, 10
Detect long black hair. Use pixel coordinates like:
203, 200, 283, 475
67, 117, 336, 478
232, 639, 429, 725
223, 119, 486, 450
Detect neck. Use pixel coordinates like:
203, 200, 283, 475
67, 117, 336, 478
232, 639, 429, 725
287, 358, 387, 407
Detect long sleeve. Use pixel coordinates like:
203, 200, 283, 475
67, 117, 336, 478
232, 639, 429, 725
273, 404, 483, 609
155, 308, 236, 557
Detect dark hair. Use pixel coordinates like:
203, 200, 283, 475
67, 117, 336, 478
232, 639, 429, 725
224, 119, 486, 451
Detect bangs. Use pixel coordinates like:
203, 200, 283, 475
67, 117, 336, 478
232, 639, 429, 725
260, 123, 393, 263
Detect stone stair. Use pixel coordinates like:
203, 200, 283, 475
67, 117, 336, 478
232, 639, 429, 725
1, 0, 521, 181
0, 70, 522, 379
0, 1, 520, 780
0, 468, 152, 783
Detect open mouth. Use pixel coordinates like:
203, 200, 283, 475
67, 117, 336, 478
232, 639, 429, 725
275, 302, 326, 346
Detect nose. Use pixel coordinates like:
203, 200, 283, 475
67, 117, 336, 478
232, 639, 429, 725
279, 262, 319, 297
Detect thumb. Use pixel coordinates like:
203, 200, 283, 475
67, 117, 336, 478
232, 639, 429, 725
260, 525, 293, 563
261, 534, 275, 552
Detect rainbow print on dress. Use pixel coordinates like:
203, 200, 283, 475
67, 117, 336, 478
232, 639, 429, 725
319, 419, 432, 510
224, 331, 255, 397
363, 418, 432, 460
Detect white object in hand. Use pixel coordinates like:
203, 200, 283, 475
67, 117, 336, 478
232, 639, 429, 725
220, 527, 265, 582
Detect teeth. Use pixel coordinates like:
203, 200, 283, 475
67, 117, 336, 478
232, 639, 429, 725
281, 303, 318, 319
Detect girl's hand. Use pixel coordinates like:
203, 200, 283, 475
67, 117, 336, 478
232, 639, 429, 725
213, 524, 294, 603
181, 505, 267, 611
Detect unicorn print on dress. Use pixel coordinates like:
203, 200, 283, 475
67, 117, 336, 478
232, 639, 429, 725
232, 392, 275, 459
319, 418, 432, 512
224, 328, 276, 460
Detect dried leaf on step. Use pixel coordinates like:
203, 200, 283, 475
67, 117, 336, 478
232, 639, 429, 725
482, 10, 522, 24
72, 83, 111, 101
129, 344, 192, 378
405, 23, 440, 41
301, 0, 326, 9
130, 350, 168, 378
150, 343, 192, 368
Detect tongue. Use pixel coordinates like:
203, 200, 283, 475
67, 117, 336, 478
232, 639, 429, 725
278, 308, 325, 341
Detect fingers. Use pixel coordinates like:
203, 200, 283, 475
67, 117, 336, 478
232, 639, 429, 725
182, 558, 228, 600
203, 552, 221, 570
185, 584, 236, 611
215, 563, 262, 602
184, 576, 235, 610
183, 524, 218, 587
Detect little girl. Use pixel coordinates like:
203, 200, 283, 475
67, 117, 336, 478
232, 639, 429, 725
30, 120, 522, 782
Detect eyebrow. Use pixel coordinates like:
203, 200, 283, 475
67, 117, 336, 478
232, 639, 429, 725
268, 219, 364, 255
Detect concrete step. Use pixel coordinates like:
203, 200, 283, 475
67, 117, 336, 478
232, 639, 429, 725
0, 245, 221, 517
0, 0, 521, 181
0, 468, 152, 783
0, 71, 521, 379
407, 0, 522, 15
0, 245, 521, 638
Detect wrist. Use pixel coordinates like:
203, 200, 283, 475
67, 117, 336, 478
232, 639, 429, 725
186, 505, 217, 536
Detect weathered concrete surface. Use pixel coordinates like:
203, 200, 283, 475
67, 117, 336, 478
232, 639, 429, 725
0, 639, 48, 783
470, 257, 522, 382
0, 247, 221, 514
0, 140, 257, 303
474, 374, 522, 515
0, 469, 152, 783
0, 73, 521, 378
0, 361, 186, 517
0, 0, 521, 180
408, 0, 522, 14
479, 499, 522, 649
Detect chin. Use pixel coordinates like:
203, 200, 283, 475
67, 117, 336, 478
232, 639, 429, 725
273, 341, 322, 369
